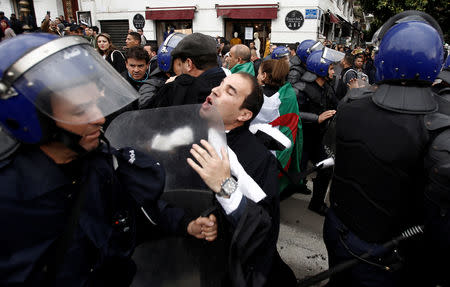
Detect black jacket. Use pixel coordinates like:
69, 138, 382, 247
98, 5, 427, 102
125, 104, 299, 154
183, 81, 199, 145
106, 50, 127, 74
148, 67, 227, 108
287, 55, 306, 98
225, 126, 296, 287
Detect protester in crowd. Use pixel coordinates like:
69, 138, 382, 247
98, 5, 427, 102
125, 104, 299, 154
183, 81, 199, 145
69, 24, 83, 36
96, 32, 126, 73
252, 59, 303, 197
188, 72, 297, 286
0, 11, 9, 25
297, 50, 338, 215
324, 11, 446, 286
54, 17, 65, 34
0, 33, 217, 287
59, 14, 68, 26
9, 13, 23, 35
250, 48, 262, 77
364, 50, 376, 85
228, 44, 255, 75
144, 43, 158, 73
122, 46, 150, 91
124, 31, 141, 50
123, 46, 171, 110
335, 53, 357, 100
1, 19, 16, 41
137, 29, 147, 46
147, 33, 227, 108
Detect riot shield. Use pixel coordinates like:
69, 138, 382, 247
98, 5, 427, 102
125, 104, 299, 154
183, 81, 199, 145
105, 104, 228, 287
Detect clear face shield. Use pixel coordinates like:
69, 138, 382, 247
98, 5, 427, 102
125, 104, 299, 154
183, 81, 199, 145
321, 47, 345, 79
308, 41, 324, 55
14, 41, 138, 126
160, 33, 186, 53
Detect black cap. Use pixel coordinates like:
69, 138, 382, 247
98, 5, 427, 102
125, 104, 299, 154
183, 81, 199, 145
171, 33, 217, 58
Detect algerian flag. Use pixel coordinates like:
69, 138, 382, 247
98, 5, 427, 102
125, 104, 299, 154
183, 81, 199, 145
252, 82, 303, 193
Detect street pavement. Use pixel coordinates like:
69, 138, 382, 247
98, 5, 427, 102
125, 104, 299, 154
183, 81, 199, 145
277, 190, 329, 286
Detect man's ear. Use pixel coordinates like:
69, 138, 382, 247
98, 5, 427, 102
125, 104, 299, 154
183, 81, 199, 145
184, 58, 194, 72
237, 108, 253, 123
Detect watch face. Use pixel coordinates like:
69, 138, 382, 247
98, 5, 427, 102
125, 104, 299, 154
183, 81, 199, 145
222, 178, 237, 195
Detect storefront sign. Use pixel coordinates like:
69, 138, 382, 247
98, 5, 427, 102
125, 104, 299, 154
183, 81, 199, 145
245, 27, 254, 40
305, 9, 318, 19
133, 14, 145, 29
285, 10, 304, 30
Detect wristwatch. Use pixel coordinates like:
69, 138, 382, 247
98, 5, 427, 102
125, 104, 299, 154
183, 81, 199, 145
217, 177, 238, 197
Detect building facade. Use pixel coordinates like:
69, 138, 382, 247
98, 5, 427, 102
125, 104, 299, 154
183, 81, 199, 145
1, 0, 357, 52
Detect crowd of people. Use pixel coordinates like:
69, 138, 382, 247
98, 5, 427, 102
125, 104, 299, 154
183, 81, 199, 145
0, 9, 449, 287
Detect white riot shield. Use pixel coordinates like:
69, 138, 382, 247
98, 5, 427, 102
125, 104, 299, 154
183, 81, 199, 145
105, 104, 228, 287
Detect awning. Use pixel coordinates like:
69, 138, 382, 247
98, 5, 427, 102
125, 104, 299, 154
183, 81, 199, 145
145, 6, 196, 20
328, 12, 341, 24
215, 4, 278, 19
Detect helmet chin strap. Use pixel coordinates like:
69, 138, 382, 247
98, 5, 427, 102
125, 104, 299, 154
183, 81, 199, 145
51, 127, 89, 157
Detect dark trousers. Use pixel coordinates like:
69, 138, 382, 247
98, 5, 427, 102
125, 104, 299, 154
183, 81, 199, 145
323, 209, 401, 287
301, 127, 331, 208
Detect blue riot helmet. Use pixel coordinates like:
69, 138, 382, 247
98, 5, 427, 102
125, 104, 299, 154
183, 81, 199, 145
271, 46, 290, 60
296, 40, 324, 64
157, 32, 187, 73
0, 33, 138, 147
306, 50, 333, 77
373, 11, 444, 84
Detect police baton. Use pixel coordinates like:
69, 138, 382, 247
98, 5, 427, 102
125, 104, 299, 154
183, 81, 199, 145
297, 225, 424, 287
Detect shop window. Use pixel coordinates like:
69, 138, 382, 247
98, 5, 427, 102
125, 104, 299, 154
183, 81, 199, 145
156, 20, 193, 46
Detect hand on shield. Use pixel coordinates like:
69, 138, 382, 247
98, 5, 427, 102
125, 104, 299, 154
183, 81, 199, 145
187, 139, 231, 194
187, 214, 218, 241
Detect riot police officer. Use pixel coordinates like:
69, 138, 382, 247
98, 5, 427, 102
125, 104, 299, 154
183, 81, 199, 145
297, 50, 338, 215
0, 33, 215, 286
423, 55, 450, 286
290, 40, 321, 98
323, 11, 446, 286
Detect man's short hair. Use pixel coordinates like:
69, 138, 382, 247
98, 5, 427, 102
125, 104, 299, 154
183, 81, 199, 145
344, 53, 355, 66
126, 46, 150, 64
92, 26, 99, 33
128, 31, 141, 44
287, 44, 297, 51
145, 43, 158, 54
233, 44, 251, 62
237, 72, 263, 123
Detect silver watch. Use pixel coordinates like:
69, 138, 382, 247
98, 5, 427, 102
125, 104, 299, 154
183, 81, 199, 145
217, 177, 237, 197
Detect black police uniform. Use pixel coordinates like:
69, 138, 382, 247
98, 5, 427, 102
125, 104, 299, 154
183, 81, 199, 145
324, 84, 438, 286
423, 88, 450, 286
287, 55, 306, 97
0, 144, 165, 286
297, 77, 338, 213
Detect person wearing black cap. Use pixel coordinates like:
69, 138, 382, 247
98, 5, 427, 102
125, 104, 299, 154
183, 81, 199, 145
149, 32, 228, 108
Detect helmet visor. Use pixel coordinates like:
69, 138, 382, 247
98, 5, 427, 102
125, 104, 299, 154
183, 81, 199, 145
322, 47, 345, 63
15, 44, 138, 125
308, 41, 324, 54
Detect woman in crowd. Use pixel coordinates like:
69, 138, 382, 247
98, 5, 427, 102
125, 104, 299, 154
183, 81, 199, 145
1, 20, 16, 41
252, 59, 303, 197
96, 32, 126, 73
